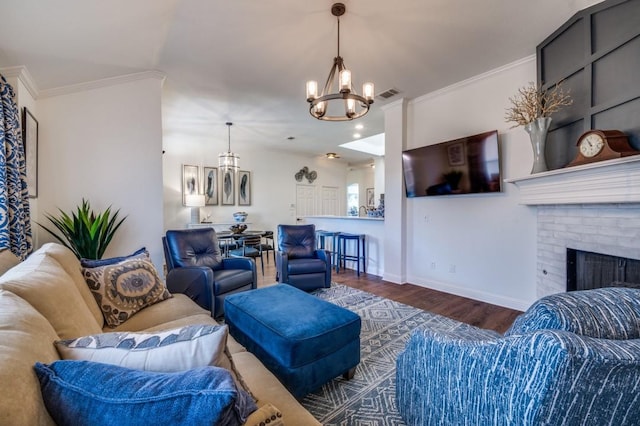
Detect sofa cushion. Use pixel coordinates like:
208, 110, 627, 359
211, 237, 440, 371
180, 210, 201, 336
55, 324, 230, 372
40, 243, 105, 328
34, 360, 257, 426
232, 351, 322, 425
0, 252, 102, 338
0, 290, 59, 426
105, 293, 212, 332
0, 248, 21, 275
82, 255, 172, 328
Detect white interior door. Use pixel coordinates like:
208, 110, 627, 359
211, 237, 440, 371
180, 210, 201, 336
295, 184, 316, 221
321, 186, 339, 215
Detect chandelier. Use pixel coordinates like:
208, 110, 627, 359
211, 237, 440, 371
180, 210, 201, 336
218, 122, 239, 172
305, 3, 374, 121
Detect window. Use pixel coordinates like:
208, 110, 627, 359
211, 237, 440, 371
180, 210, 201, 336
347, 183, 359, 216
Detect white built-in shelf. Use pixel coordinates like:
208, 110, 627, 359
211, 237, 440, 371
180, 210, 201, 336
504, 155, 640, 205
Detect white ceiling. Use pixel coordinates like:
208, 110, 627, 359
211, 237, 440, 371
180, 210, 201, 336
0, 0, 597, 163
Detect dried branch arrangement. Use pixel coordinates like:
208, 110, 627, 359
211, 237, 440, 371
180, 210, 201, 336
505, 82, 573, 127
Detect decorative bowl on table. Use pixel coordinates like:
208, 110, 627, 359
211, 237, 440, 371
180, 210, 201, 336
233, 212, 248, 223
229, 224, 247, 234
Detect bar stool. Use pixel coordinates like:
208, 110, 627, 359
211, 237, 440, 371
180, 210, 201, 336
336, 233, 366, 276
316, 230, 340, 268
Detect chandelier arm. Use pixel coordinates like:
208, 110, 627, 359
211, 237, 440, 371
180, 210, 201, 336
322, 59, 339, 97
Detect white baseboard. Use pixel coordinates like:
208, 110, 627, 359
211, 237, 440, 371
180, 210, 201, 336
382, 272, 405, 284
407, 275, 533, 312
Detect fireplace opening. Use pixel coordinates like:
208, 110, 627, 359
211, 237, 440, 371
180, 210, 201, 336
566, 249, 640, 291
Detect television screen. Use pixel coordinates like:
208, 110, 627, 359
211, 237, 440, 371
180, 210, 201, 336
402, 130, 502, 198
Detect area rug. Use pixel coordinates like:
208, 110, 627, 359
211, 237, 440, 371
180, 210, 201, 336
302, 284, 472, 425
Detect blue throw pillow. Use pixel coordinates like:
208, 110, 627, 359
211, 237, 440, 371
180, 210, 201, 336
80, 247, 148, 268
34, 360, 257, 426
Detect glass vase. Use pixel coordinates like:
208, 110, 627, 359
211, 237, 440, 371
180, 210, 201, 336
523, 117, 552, 174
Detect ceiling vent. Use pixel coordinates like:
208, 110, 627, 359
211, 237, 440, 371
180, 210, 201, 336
376, 88, 400, 100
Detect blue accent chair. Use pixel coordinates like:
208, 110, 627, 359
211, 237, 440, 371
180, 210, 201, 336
163, 228, 256, 318
275, 224, 331, 291
396, 287, 640, 425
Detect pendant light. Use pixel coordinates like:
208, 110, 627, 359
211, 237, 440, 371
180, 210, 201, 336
218, 122, 239, 172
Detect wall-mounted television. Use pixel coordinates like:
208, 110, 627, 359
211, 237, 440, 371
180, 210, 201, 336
402, 130, 502, 198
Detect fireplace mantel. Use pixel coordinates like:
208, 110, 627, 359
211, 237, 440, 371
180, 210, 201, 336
505, 156, 640, 205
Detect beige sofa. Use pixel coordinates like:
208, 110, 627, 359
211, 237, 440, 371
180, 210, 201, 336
0, 243, 320, 425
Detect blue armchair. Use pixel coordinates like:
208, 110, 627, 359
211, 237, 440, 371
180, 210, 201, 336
396, 287, 640, 425
163, 228, 256, 318
275, 224, 331, 291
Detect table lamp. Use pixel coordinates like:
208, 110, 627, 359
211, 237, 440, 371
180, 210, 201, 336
184, 194, 206, 224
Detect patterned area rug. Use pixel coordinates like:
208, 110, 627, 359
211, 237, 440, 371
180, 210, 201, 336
302, 284, 467, 425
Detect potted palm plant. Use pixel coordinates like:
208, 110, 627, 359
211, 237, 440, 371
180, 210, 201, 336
38, 199, 127, 260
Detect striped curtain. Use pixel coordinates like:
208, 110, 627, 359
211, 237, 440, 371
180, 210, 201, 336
0, 74, 32, 259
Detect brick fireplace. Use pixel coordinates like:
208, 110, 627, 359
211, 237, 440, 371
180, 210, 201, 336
506, 156, 640, 298
537, 204, 640, 297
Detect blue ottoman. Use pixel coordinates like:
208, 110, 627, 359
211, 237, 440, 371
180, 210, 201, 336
224, 284, 361, 398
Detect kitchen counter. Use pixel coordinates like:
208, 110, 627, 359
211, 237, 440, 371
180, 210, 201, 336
303, 216, 384, 277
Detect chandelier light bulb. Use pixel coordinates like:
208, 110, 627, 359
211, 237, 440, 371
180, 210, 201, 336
346, 98, 356, 116
306, 80, 318, 101
315, 101, 327, 117
363, 82, 375, 102
339, 69, 351, 93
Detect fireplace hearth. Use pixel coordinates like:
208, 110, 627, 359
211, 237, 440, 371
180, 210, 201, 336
567, 249, 640, 292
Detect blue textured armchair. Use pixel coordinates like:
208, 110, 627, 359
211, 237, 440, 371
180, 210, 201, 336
276, 224, 331, 291
163, 228, 257, 318
396, 288, 640, 425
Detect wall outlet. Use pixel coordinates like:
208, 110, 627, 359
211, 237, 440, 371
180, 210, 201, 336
449, 264, 456, 273
430, 262, 436, 269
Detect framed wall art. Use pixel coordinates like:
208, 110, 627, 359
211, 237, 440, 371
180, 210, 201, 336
366, 187, 375, 208
182, 164, 199, 205
447, 142, 465, 166
221, 169, 235, 205
22, 107, 38, 198
203, 166, 218, 205
238, 170, 251, 206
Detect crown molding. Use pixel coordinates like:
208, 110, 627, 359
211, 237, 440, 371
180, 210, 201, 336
411, 55, 536, 106
380, 98, 407, 112
0, 66, 39, 99
39, 70, 166, 99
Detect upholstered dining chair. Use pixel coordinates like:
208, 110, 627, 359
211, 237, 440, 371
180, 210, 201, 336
276, 224, 331, 291
228, 234, 264, 276
163, 228, 257, 318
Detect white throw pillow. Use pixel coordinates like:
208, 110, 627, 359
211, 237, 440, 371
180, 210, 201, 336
55, 324, 230, 372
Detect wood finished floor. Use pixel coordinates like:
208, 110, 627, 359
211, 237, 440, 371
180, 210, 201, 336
255, 255, 522, 334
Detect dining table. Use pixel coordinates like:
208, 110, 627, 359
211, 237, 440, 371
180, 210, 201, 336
217, 230, 266, 257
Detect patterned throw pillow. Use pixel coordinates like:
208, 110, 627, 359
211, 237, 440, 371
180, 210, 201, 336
54, 324, 230, 372
82, 255, 172, 327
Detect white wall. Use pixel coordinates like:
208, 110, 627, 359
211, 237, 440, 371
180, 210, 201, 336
396, 57, 540, 310
162, 140, 348, 235
36, 76, 165, 270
